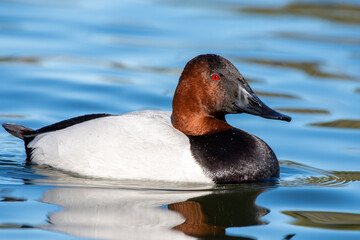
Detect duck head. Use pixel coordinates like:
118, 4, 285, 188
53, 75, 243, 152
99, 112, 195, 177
172, 54, 291, 136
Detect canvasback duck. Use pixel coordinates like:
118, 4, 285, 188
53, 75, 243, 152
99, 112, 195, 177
3, 54, 291, 184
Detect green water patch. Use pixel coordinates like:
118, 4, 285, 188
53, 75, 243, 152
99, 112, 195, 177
254, 91, 299, 99
0, 224, 33, 229
277, 32, 360, 46
283, 211, 360, 231
275, 108, 330, 114
310, 119, 360, 129
0, 115, 26, 119
0, 57, 40, 64
241, 2, 360, 25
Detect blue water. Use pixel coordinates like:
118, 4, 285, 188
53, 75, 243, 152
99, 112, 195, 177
1, 0, 360, 239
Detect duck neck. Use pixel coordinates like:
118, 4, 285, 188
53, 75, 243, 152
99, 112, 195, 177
172, 94, 232, 136
172, 112, 232, 136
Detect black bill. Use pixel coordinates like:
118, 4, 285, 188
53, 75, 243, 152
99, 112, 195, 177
233, 82, 291, 122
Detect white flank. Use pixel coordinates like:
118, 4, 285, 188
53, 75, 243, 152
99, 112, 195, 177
28, 111, 212, 183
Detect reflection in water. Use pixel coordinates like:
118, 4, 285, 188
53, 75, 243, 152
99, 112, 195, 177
284, 211, 360, 230
275, 108, 329, 114
240, 77, 263, 84
0, 224, 32, 229
241, 3, 360, 25
310, 119, 360, 129
0, 56, 40, 64
254, 91, 298, 99
332, 171, 360, 182
238, 58, 353, 80
168, 186, 270, 239
40, 187, 203, 240
0, 114, 26, 119
0, 196, 26, 202
34, 169, 272, 240
277, 32, 360, 46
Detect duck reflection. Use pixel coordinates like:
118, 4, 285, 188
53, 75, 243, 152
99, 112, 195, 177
40, 186, 204, 240
37, 184, 272, 240
33, 168, 273, 240
168, 184, 272, 239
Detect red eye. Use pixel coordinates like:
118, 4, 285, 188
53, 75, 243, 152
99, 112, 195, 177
211, 74, 220, 81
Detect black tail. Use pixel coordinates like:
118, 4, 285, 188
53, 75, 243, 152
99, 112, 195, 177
2, 123, 33, 140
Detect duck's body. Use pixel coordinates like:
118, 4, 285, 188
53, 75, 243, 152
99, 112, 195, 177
23, 111, 212, 182
3, 54, 291, 184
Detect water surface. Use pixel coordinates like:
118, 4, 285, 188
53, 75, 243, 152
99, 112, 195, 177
1, 0, 360, 239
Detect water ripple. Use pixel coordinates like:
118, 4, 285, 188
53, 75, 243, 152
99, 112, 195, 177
280, 160, 360, 187
238, 58, 355, 81
0, 55, 180, 75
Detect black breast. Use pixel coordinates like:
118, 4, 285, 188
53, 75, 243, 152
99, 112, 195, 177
188, 129, 279, 184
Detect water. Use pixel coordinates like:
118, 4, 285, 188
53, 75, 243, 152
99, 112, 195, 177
1, 0, 360, 239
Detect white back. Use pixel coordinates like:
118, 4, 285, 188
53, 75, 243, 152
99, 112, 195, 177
28, 111, 212, 183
